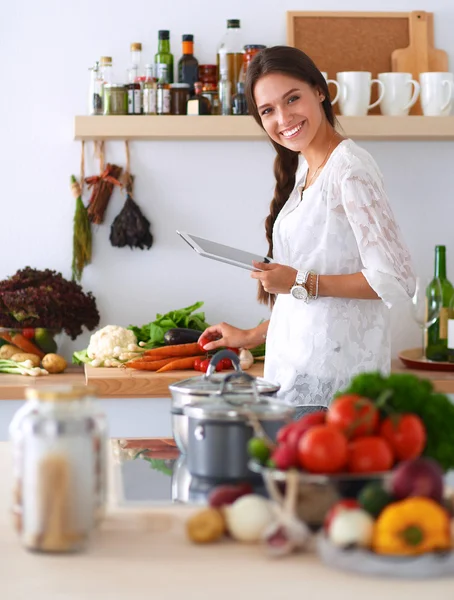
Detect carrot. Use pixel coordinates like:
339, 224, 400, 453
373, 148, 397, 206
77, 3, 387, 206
10, 333, 45, 359
156, 356, 200, 373
125, 357, 177, 371
0, 331, 14, 344
143, 343, 203, 360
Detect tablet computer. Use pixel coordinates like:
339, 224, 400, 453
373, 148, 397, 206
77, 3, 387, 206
176, 231, 273, 272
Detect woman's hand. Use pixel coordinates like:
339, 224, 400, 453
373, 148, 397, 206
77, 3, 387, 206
251, 261, 297, 294
199, 323, 253, 352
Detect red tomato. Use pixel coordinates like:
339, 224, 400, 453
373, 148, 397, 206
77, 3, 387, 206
198, 358, 211, 373
286, 411, 327, 451
22, 328, 35, 340
193, 357, 204, 372
219, 358, 233, 370
327, 394, 379, 439
323, 499, 360, 532
298, 425, 348, 474
347, 436, 394, 473
198, 332, 221, 352
226, 347, 239, 355
379, 414, 426, 461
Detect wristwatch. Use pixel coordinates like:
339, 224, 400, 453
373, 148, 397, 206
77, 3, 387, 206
290, 270, 310, 301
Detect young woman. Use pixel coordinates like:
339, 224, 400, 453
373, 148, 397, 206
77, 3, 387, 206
201, 46, 415, 418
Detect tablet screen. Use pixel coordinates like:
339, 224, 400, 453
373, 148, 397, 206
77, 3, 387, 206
177, 231, 273, 271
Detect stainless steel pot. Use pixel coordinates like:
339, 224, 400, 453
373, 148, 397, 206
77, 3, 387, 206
184, 372, 294, 481
169, 350, 280, 454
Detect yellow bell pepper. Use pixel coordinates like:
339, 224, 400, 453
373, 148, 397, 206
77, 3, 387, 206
372, 497, 451, 556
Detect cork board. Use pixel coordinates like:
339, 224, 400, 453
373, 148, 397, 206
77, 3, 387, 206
287, 11, 413, 115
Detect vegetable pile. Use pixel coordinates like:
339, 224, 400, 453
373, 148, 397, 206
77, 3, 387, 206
0, 267, 100, 339
0, 337, 67, 376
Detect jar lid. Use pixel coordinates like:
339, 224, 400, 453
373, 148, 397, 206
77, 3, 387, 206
100, 56, 112, 65
227, 19, 240, 28
199, 64, 217, 70
169, 371, 280, 406
103, 83, 127, 89
184, 398, 293, 422
244, 44, 266, 51
170, 83, 190, 88
130, 42, 142, 51
26, 384, 98, 402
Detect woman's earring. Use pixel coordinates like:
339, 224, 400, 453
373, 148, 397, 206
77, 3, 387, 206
320, 95, 325, 102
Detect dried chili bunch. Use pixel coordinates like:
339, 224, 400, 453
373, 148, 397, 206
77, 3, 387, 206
85, 163, 122, 225
0, 267, 100, 339
110, 172, 153, 250
70, 175, 92, 282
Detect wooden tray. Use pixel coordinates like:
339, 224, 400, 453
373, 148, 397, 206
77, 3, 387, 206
398, 348, 454, 372
286, 11, 444, 115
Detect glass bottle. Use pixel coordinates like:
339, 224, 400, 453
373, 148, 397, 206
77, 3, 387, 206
217, 19, 244, 93
143, 64, 157, 115
218, 74, 232, 115
156, 65, 171, 115
130, 42, 143, 78
187, 81, 211, 115
100, 56, 113, 84
426, 245, 454, 361
178, 34, 198, 95
88, 61, 103, 115
239, 44, 266, 84
127, 66, 142, 115
232, 81, 248, 115
155, 30, 174, 84
448, 294, 454, 363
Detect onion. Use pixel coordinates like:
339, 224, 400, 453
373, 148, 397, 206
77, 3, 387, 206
224, 495, 274, 542
390, 457, 444, 503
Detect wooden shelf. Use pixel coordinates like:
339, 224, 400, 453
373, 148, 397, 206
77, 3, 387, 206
74, 115, 454, 141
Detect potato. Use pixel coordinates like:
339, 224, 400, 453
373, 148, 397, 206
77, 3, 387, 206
42, 353, 67, 374
0, 344, 23, 360
11, 353, 41, 368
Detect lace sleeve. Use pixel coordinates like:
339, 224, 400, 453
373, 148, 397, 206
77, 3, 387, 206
341, 167, 416, 308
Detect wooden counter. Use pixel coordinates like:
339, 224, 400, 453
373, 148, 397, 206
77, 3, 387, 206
0, 359, 453, 400
0, 442, 452, 600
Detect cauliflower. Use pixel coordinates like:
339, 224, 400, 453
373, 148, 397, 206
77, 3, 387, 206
87, 325, 138, 361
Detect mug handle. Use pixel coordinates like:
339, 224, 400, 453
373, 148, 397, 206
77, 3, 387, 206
403, 79, 421, 111
326, 79, 340, 105
368, 79, 385, 110
440, 80, 454, 113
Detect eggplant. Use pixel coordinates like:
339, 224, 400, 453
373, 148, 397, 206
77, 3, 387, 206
164, 328, 202, 345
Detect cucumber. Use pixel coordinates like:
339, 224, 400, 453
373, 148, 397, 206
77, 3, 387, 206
164, 328, 202, 345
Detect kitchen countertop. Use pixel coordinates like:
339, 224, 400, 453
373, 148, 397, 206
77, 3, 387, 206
1, 440, 453, 600
0, 359, 454, 400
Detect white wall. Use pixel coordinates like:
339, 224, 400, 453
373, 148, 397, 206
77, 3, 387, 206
0, 0, 453, 359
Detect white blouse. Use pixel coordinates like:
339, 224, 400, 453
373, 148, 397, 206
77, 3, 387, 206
263, 139, 415, 407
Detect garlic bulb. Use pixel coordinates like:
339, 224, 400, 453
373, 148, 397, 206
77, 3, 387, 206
239, 348, 254, 370
224, 495, 274, 542
262, 515, 311, 557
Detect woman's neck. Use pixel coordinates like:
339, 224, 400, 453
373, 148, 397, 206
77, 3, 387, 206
301, 121, 339, 173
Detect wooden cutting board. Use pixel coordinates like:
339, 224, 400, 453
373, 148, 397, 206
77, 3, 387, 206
84, 363, 265, 398
391, 11, 449, 114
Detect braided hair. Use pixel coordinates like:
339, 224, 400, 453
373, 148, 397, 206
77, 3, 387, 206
245, 46, 337, 307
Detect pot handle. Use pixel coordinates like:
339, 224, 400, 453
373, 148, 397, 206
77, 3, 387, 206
219, 371, 261, 405
205, 349, 241, 378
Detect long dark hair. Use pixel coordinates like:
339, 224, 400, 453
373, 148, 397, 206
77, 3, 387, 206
245, 46, 337, 307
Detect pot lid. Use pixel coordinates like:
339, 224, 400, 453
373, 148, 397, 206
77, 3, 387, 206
169, 371, 280, 397
183, 397, 293, 422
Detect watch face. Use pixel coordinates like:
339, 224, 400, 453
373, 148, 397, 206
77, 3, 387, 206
291, 285, 308, 301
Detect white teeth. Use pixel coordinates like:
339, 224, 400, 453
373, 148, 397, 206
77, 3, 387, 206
281, 122, 303, 138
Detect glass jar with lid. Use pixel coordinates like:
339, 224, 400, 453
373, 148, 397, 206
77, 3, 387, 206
240, 45, 266, 83
198, 64, 218, 87
170, 83, 190, 115
103, 84, 127, 115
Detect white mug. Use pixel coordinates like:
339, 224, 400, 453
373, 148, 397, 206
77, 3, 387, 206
420, 72, 454, 116
378, 72, 420, 116
321, 71, 340, 105
336, 71, 385, 116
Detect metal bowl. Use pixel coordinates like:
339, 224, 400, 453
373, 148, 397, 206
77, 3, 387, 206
249, 461, 391, 531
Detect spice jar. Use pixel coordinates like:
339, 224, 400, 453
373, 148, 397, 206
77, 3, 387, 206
9, 384, 108, 553
103, 83, 127, 115
243, 45, 266, 72
170, 83, 190, 115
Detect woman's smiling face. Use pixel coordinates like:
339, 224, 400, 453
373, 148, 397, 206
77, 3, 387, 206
253, 72, 325, 152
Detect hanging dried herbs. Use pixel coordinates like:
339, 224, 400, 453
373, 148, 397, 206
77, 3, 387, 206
85, 163, 122, 225
109, 142, 153, 250
70, 175, 92, 282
